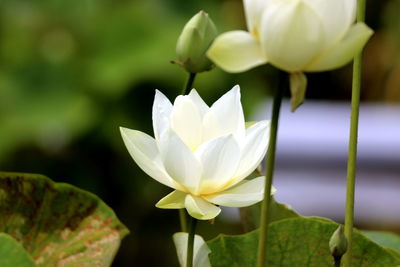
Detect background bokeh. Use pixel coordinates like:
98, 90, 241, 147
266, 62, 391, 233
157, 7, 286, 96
1, 0, 399, 266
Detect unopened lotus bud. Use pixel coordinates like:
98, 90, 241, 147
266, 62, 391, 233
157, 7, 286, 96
329, 225, 348, 259
176, 11, 217, 73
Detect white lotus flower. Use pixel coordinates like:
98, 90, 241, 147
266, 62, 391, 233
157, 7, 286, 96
207, 0, 373, 73
120, 86, 273, 220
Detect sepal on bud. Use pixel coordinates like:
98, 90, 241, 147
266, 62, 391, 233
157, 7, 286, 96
289, 72, 307, 112
176, 11, 218, 73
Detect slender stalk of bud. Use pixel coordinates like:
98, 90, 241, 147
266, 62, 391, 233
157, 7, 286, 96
257, 71, 286, 267
178, 67, 197, 234
186, 217, 198, 267
344, 0, 367, 266
178, 71, 196, 232
182, 72, 196, 95
178, 59, 198, 233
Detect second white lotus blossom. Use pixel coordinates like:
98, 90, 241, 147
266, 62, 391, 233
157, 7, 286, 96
121, 86, 274, 220
207, 0, 373, 73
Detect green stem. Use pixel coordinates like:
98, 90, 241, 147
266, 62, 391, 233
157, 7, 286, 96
182, 72, 196, 95
257, 71, 285, 267
344, 0, 366, 266
178, 71, 197, 232
186, 216, 197, 267
179, 209, 187, 232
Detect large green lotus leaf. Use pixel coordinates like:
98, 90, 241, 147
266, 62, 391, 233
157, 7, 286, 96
239, 197, 299, 232
363, 231, 400, 253
0, 172, 129, 266
208, 217, 400, 267
0, 233, 36, 267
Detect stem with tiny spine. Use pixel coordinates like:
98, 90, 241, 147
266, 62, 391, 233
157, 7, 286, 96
344, 0, 366, 266
182, 72, 196, 95
257, 71, 285, 267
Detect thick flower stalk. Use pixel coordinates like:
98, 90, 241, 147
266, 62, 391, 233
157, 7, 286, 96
121, 86, 273, 220
207, 0, 373, 74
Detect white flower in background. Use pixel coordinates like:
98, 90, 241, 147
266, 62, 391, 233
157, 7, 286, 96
207, 0, 373, 73
120, 86, 273, 220
173, 233, 211, 267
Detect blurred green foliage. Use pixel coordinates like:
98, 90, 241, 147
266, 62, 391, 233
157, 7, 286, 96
0, 0, 399, 266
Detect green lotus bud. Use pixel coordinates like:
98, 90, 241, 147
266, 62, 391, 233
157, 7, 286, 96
329, 225, 348, 260
176, 11, 217, 73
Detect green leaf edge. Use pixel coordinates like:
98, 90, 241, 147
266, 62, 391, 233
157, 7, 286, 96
362, 230, 400, 253
208, 216, 334, 242
207, 216, 400, 265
